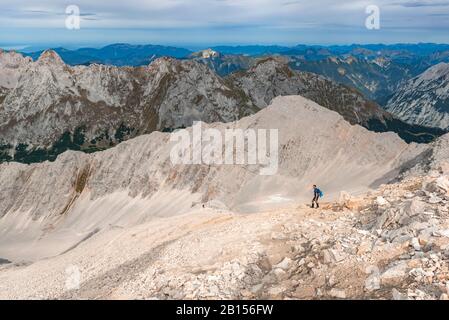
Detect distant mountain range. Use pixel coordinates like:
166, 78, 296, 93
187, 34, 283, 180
285, 44, 449, 105
18, 43, 449, 90
20, 42, 449, 67
23, 43, 192, 66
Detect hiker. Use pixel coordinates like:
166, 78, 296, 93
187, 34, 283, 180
312, 185, 323, 208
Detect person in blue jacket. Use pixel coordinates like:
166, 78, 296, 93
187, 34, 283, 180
312, 185, 323, 209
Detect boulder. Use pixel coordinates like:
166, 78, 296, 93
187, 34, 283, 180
322, 249, 346, 264
338, 191, 352, 203
376, 196, 389, 207
273, 268, 288, 281
293, 285, 316, 299
435, 229, 449, 238
365, 273, 380, 291
328, 288, 346, 299
380, 262, 409, 286
436, 176, 449, 194
392, 288, 408, 300
411, 238, 422, 251
274, 257, 292, 271
250, 284, 263, 294
357, 240, 373, 255
429, 195, 443, 204
327, 275, 338, 287
267, 286, 285, 297
404, 199, 426, 216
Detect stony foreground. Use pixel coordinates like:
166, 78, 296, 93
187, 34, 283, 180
0, 169, 448, 300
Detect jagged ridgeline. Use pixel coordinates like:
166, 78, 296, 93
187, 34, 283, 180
0, 50, 251, 164
0, 50, 446, 164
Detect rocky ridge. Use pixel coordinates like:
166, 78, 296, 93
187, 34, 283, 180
0, 51, 444, 164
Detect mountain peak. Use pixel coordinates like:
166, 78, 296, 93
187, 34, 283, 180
191, 49, 221, 59
249, 56, 292, 75
148, 56, 176, 68
255, 56, 287, 66
37, 50, 64, 65
0, 50, 32, 89
0, 49, 27, 60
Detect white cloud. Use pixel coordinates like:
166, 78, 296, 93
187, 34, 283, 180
0, 0, 446, 29
1, 0, 448, 45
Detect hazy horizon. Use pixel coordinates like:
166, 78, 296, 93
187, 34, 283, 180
3, 41, 449, 53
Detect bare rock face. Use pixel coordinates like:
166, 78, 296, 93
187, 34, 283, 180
0, 95, 444, 262
229, 57, 387, 126
0, 51, 248, 163
0, 49, 32, 90
386, 63, 449, 130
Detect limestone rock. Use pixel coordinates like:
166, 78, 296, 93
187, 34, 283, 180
381, 262, 409, 286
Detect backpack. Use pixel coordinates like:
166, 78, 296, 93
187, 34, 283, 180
318, 189, 324, 198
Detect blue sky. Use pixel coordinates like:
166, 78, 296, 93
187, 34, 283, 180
1, 0, 449, 49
